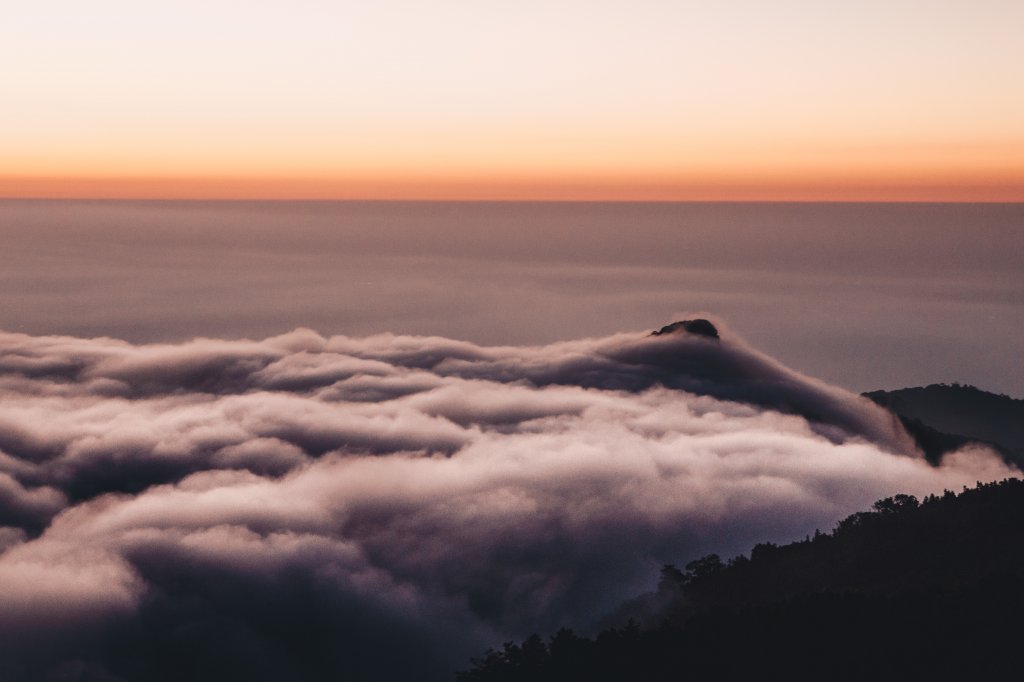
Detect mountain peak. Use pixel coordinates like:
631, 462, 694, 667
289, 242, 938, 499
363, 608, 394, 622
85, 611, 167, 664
651, 319, 720, 339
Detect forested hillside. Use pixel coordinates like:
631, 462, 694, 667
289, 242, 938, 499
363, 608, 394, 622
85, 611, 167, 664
459, 478, 1024, 681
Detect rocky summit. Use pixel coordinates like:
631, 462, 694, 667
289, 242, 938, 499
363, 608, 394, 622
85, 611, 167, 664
651, 319, 720, 339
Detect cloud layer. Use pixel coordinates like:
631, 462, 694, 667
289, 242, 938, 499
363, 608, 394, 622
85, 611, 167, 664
0, 320, 1013, 681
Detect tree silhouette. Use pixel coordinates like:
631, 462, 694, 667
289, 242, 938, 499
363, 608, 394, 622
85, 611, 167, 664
459, 478, 1024, 681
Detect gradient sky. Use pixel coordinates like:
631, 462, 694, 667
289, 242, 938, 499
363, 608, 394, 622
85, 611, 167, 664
3, 0, 1023, 200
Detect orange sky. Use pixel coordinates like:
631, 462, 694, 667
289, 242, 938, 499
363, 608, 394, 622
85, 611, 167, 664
3, 1, 1023, 201
4, 173, 1022, 203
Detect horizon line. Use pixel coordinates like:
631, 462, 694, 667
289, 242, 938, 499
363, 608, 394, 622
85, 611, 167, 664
3, 175, 1023, 203
3, 196, 1023, 205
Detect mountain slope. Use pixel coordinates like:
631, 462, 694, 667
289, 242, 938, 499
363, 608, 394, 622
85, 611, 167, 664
459, 478, 1024, 681
865, 384, 1024, 465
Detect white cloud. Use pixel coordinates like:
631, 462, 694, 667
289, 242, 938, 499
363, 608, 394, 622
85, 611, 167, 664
0, 321, 1013, 680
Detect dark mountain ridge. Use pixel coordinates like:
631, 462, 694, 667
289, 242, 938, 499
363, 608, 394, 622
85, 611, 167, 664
459, 478, 1024, 681
865, 383, 1024, 466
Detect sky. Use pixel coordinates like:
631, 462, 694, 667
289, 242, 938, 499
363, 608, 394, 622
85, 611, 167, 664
3, 0, 1023, 200
3, 201, 1023, 396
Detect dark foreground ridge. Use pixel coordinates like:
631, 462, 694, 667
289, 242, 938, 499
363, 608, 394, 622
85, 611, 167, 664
650, 319, 720, 339
459, 478, 1024, 682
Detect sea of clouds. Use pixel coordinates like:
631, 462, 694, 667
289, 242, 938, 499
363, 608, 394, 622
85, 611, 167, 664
0, 318, 1013, 681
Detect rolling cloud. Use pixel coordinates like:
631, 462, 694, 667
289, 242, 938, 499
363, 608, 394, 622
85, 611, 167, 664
0, 319, 1013, 681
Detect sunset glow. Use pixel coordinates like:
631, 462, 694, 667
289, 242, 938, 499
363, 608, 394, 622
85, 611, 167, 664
4, 0, 1023, 200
